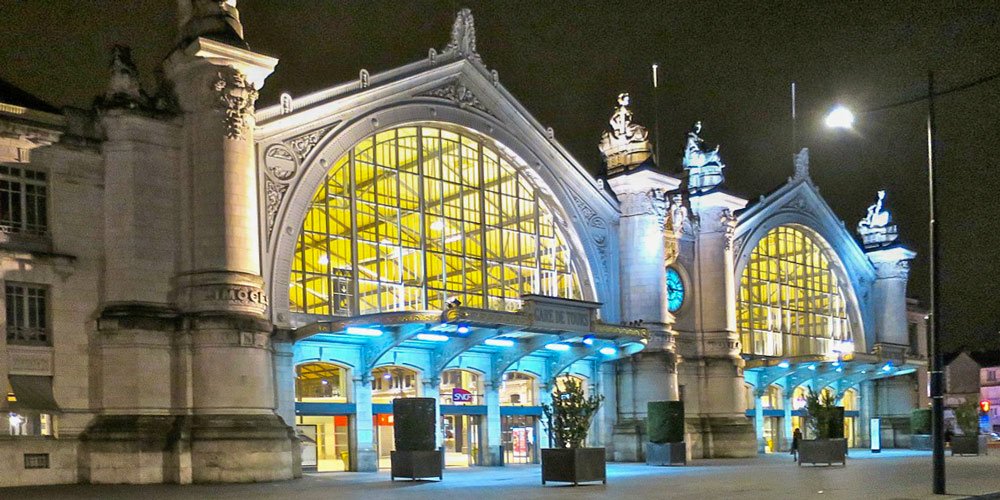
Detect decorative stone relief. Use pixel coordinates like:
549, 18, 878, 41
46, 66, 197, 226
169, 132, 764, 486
566, 189, 610, 290
419, 82, 496, 117
617, 189, 666, 219
212, 68, 258, 140
285, 125, 334, 163
264, 144, 297, 180
720, 208, 737, 251
786, 193, 817, 220
265, 179, 289, 237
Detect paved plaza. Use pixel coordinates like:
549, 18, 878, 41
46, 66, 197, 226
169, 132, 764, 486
3, 450, 999, 500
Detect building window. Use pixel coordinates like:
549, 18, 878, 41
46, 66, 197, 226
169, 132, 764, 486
295, 362, 349, 403
988, 370, 997, 383
5, 283, 49, 345
291, 126, 582, 316
908, 323, 919, 355
0, 166, 47, 235
737, 226, 853, 357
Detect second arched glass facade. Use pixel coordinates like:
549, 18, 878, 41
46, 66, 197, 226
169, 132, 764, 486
290, 125, 582, 316
738, 225, 853, 357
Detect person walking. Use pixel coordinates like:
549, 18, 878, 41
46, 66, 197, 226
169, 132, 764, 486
791, 427, 803, 461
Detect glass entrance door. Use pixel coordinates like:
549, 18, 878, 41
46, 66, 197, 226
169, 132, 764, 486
442, 414, 480, 467
374, 413, 395, 469
501, 415, 538, 464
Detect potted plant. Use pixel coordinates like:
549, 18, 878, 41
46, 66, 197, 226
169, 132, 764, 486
540, 377, 605, 485
951, 400, 985, 456
797, 388, 847, 466
646, 401, 686, 465
390, 397, 443, 481
910, 408, 932, 450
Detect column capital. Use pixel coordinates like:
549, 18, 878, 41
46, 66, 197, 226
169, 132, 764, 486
866, 246, 917, 279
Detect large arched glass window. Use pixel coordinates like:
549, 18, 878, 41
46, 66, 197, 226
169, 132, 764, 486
738, 226, 852, 357
290, 126, 582, 316
295, 362, 349, 403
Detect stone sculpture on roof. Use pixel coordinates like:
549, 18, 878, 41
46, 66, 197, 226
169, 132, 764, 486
857, 190, 898, 248
683, 121, 725, 193
598, 93, 653, 177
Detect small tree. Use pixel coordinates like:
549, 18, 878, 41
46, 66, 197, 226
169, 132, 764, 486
804, 387, 837, 439
954, 400, 980, 436
542, 377, 604, 448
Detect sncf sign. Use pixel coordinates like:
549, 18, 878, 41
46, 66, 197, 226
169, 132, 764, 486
452, 387, 473, 403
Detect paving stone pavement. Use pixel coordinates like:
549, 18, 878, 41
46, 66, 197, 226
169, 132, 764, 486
3, 450, 1000, 500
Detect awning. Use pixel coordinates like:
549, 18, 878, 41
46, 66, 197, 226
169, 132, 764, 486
8, 375, 59, 411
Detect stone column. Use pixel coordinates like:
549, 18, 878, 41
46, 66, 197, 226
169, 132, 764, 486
753, 388, 766, 453
483, 380, 503, 465
678, 192, 756, 458
859, 380, 875, 448
538, 381, 553, 449
866, 248, 917, 346
420, 376, 444, 457
607, 170, 681, 462
782, 390, 794, 451
352, 378, 377, 472
162, 37, 291, 482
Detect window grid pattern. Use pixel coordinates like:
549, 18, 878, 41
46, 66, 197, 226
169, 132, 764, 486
0, 166, 47, 235
291, 126, 581, 316
737, 226, 852, 357
5, 283, 48, 345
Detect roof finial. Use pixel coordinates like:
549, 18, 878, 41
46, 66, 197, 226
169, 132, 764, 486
177, 0, 247, 49
793, 148, 810, 179
96, 45, 149, 110
445, 8, 481, 63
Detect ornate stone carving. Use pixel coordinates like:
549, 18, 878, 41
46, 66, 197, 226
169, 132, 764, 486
617, 190, 666, 219
793, 147, 810, 179
857, 190, 898, 249
212, 68, 258, 140
720, 209, 737, 251
683, 121, 725, 192
285, 126, 333, 162
567, 189, 610, 289
265, 179, 288, 237
598, 93, 653, 176
98, 45, 149, 110
444, 8, 482, 63
664, 194, 688, 264
264, 145, 297, 180
419, 82, 495, 117
359, 69, 370, 89
279, 92, 293, 114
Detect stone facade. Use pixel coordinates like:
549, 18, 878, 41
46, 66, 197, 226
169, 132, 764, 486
0, 5, 928, 487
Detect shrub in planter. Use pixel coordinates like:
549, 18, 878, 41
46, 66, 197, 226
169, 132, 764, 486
798, 387, 847, 466
541, 377, 605, 485
951, 400, 983, 456
391, 397, 442, 481
646, 401, 685, 465
911, 408, 933, 450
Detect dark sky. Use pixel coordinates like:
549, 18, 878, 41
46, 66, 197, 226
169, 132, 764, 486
2, 1, 998, 353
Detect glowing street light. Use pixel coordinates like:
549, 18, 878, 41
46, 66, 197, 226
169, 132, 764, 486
824, 105, 855, 129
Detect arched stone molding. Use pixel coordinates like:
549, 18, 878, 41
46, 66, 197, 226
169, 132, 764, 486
263, 103, 613, 327
733, 187, 876, 354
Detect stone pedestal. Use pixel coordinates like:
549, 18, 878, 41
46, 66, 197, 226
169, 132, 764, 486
866, 247, 917, 346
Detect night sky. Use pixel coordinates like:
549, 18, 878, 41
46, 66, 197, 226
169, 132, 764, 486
2, 1, 998, 353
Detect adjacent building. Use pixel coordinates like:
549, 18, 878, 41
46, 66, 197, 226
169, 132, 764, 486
0, 3, 929, 486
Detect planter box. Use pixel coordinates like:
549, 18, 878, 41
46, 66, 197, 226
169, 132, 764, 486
390, 450, 443, 481
798, 438, 847, 466
951, 435, 987, 456
646, 441, 686, 466
911, 434, 932, 451
541, 448, 606, 485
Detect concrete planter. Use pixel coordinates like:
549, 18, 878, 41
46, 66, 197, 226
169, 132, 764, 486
390, 450, 443, 481
541, 448, 606, 485
911, 434, 932, 451
645, 441, 686, 466
951, 435, 987, 456
797, 438, 847, 466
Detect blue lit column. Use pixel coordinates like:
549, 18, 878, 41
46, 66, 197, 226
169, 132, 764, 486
484, 380, 503, 465
352, 377, 377, 472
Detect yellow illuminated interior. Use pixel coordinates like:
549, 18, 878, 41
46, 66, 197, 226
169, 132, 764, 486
291, 126, 582, 316
738, 226, 852, 357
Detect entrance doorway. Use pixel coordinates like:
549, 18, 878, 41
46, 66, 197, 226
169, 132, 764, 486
501, 415, 538, 464
296, 415, 350, 472
763, 417, 782, 453
442, 414, 481, 466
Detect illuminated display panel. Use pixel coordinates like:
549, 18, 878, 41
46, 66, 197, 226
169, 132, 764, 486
737, 226, 852, 357
291, 126, 581, 316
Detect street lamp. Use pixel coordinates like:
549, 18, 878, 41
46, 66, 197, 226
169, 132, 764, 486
825, 71, 945, 494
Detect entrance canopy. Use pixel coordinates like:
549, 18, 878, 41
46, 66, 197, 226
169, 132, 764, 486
744, 352, 926, 397
294, 295, 646, 382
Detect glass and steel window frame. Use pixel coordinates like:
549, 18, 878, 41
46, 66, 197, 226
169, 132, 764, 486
737, 225, 853, 357
5, 282, 49, 346
0, 165, 47, 236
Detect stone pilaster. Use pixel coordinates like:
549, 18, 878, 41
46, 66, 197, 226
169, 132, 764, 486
677, 191, 756, 458
606, 169, 682, 461
352, 377, 377, 472
866, 247, 917, 347
483, 379, 503, 465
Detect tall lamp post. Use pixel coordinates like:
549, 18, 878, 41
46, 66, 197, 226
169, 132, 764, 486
825, 71, 944, 494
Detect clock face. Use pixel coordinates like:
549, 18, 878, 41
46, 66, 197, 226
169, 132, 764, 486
666, 267, 685, 313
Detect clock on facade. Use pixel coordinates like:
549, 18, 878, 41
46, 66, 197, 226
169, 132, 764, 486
666, 267, 685, 313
